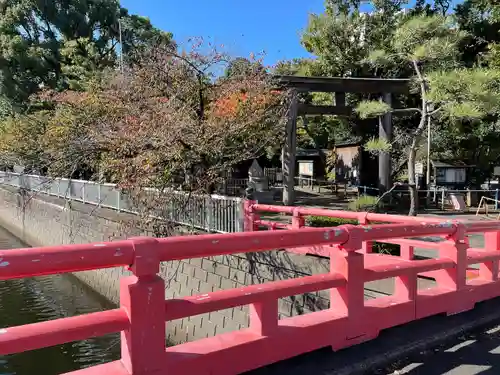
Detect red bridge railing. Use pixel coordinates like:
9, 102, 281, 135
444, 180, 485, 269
1, 204, 500, 374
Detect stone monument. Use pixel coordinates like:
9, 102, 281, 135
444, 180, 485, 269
246, 159, 274, 203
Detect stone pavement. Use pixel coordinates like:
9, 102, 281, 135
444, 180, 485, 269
249, 297, 500, 375
378, 321, 500, 374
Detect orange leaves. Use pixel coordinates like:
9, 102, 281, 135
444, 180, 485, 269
212, 90, 281, 119
19, 43, 287, 198
213, 92, 248, 117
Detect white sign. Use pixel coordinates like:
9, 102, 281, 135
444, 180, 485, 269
450, 193, 466, 211
415, 162, 424, 175
298, 161, 314, 177
494, 166, 500, 176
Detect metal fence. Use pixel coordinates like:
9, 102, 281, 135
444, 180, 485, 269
217, 168, 283, 196
0, 172, 245, 233
390, 188, 500, 211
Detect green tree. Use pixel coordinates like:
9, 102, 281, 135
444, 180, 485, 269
288, 1, 417, 180
455, 0, 500, 67
224, 57, 265, 78
274, 58, 322, 76
356, 15, 500, 215
302, 0, 413, 78
0, 94, 13, 120
0, 0, 173, 103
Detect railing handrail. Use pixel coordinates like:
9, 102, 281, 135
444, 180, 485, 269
1, 206, 500, 374
0, 240, 135, 280
249, 202, 500, 235
0, 221, 465, 281
250, 203, 446, 224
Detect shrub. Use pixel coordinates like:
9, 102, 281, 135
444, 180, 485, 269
305, 215, 399, 256
348, 195, 381, 212
306, 216, 357, 227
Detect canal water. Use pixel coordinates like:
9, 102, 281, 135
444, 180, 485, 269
0, 226, 120, 375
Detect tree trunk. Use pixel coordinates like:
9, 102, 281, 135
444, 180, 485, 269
408, 138, 419, 216
408, 60, 428, 217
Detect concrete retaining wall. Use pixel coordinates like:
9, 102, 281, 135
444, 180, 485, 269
0, 186, 335, 344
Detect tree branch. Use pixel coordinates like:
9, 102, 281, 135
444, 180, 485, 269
428, 106, 442, 116
99, 40, 119, 61
391, 107, 422, 115
197, 73, 205, 123
20, 24, 33, 41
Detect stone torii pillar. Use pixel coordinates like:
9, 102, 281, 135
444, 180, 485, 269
282, 91, 298, 206
378, 93, 392, 192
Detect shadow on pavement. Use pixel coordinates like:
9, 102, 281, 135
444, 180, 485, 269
379, 323, 500, 374
247, 297, 500, 375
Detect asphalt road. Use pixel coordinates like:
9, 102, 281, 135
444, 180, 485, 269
376, 321, 500, 375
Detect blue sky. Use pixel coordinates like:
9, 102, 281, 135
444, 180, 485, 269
120, 0, 324, 66
120, 0, 463, 67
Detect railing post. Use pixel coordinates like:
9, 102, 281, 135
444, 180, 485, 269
82, 182, 86, 204
120, 237, 165, 375
441, 225, 467, 289
249, 300, 278, 336
98, 182, 101, 205
483, 230, 500, 281
291, 209, 304, 229
329, 226, 369, 347
244, 200, 258, 231
206, 197, 214, 232
394, 244, 417, 301
496, 189, 499, 210
358, 213, 372, 253
117, 188, 121, 212
435, 223, 472, 314
236, 199, 245, 232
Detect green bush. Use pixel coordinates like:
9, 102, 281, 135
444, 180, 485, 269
306, 216, 357, 227
305, 215, 399, 256
347, 195, 381, 212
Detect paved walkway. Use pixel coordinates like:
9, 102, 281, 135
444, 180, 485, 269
249, 298, 500, 375
378, 321, 500, 374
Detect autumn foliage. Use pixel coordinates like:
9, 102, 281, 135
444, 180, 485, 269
213, 90, 281, 118
0, 42, 289, 230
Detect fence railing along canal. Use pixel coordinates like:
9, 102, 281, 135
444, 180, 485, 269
0, 172, 244, 233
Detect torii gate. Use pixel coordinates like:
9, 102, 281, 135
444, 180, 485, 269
277, 75, 410, 206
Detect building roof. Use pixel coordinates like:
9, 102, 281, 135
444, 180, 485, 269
431, 160, 475, 168
296, 143, 361, 158
335, 140, 362, 147
296, 149, 328, 157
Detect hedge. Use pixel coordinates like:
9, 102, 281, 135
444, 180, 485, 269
306, 216, 399, 256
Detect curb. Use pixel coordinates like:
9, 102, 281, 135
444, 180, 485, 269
332, 297, 500, 375
250, 297, 500, 375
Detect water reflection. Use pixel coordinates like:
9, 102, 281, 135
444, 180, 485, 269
0, 227, 120, 375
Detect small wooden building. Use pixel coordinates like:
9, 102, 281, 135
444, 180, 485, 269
334, 142, 361, 183
431, 160, 474, 189
295, 148, 326, 180
294, 142, 377, 187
